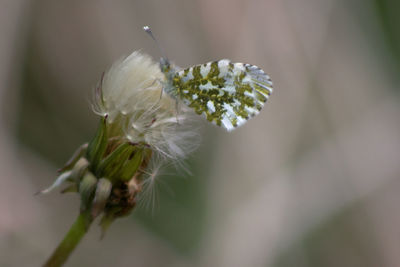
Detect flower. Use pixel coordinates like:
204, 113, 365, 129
40, 50, 200, 234
93, 51, 199, 161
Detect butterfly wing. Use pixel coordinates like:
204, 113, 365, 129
172, 59, 273, 131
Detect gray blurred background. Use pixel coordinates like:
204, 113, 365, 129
1, 0, 400, 266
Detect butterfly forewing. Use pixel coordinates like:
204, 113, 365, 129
170, 59, 273, 131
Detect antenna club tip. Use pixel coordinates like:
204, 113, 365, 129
143, 25, 151, 32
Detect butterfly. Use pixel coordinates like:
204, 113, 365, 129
144, 26, 273, 131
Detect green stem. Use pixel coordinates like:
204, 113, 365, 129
43, 211, 93, 267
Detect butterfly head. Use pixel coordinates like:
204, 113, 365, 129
159, 57, 171, 74
143, 26, 173, 76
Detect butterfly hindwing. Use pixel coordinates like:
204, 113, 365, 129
169, 59, 272, 131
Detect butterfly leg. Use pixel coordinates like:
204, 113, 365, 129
159, 82, 164, 100
175, 99, 180, 125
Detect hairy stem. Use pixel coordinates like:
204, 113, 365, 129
43, 211, 92, 267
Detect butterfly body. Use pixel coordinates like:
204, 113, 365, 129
160, 58, 273, 131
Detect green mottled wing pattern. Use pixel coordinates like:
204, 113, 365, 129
170, 59, 273, 131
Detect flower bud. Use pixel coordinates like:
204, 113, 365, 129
41, 50, 200, 236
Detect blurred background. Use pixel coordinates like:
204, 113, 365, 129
1, 0, 399, 266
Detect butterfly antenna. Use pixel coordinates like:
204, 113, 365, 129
143, 26, 168, 61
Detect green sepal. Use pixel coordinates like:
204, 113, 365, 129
86, 116, 108, 171
99, 209, 119, 239
135, 148, 153, 183
36, 170, 73, 195
81, 209, 94, 231
119, 148, 143, 182
70, 158, 89, 183
60, 184, 78, 194
58, 143, 88, 173
91, 178, 112, 218
79, 172, 97, 212
97, 142, 136, 183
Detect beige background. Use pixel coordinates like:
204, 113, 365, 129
1, 0, 400, 266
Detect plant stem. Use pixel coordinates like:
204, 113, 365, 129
43, 211, 93, 267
